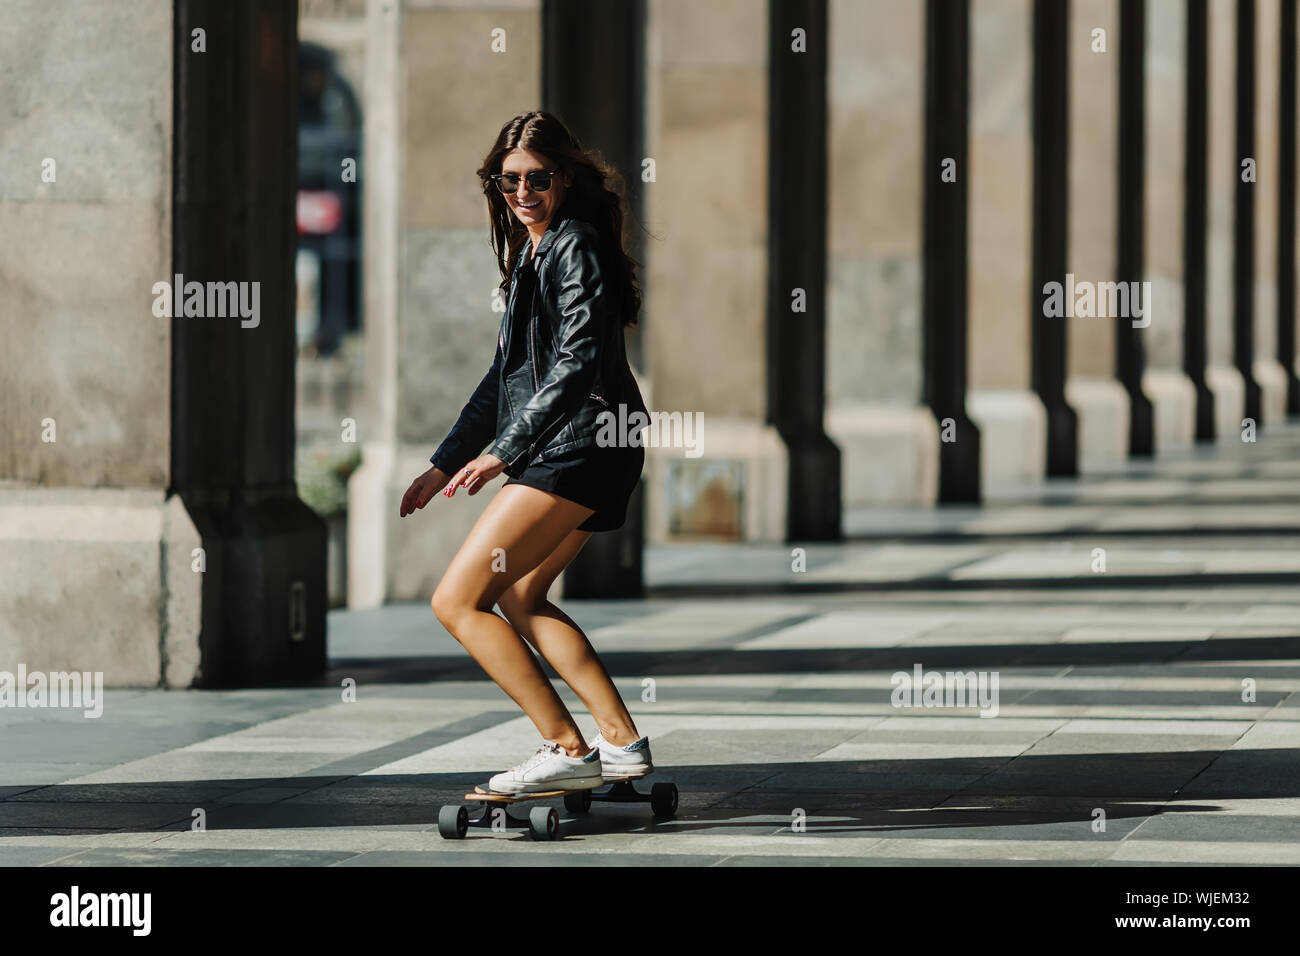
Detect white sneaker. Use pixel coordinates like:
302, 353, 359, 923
591, 732, 654, 778
487, 740, 603, 794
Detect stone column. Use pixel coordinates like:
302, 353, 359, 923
1184, 0, 1217, 439
1142, 0, 1198, 452
1232, 0, 1265, 426
768, 0, 841, 540
1254, 0, 1292, 421
826, 0, 938, 509
543, 0, 649, 596
2, 0, 320, 687
172, 0, 328, 686
1282, 0, 1300, 415
642, 0, 785, 541
1115, 0, 1156, 455
349, 0, 543, 605
923, 0, 982, 503
1064, 0, 1130, 470
1034, 0, 1080, 477
968, 0, 1044, 490
1206, 0, 1247, 439
0, 1, 200, 687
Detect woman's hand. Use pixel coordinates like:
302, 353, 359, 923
399, 466, 450, 517
442, 453, 507, 497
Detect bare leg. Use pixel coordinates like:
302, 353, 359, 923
497, 529, 642, 748
431, 483, 597, 757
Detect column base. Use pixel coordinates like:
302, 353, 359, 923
0, 488, 202, 687
1143, 368, 1198, 454
644, 418, 786, 543
1064, 378, 1129, 472
825, 404, 938, 507
1206, 364, 1246, 442
1254, 357, 1290, 427
967, 390, 1047, 492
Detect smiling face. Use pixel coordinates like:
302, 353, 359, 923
500, 147, 571, 239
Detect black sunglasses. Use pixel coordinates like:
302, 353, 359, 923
490, 168, 560, 193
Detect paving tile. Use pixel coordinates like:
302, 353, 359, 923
1125, 812, 1300, 843
193, 804, 437, 829
0, 786, 45, 799
0, 846, 89, 866
698, 790, 956, 812
1109, 840, 1300, 864
45, 848, 357, 866
6, 783, 246, 804
720, 855, 1076, 866
1021, 735, 1240, 755
335, 850, 731, 866
0, 803, 197, 829
1176, 751, 1300, 797
816, 742, 1031, 760
215, 787, 323, 804
958, 776, 1187, 797
760, 770, 983, 791
736, 612, 956, 650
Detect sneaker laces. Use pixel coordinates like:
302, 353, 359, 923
508, 742, 562, 775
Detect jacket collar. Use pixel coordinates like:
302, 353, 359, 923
515, 199, 577, 269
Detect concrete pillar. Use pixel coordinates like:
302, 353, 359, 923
968, 0, 1044, 490
1184, 0, 1217, 439
1034, 0, 1080, 478
1280, 0, 1300, 416
0, 2, 195, 688
172, 0, 327, 686
825, 0, 937, 509
543, 0, 649, 596
923, 0, 981, 503
1207, 0, 1247, 440
1065, 0, 1131, 471
1232, 0, 1265, 426
1143, 0, 1198, 453
1115, 0, 1156, 455
768, 0, 841, 541
349, 0, 542, 605
1255, 0, 1292, 421
642, 0, 785, 541
1, 0, 321, 687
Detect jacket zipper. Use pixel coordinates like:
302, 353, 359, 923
529, 315, 542, 460
529, 316, 539, 393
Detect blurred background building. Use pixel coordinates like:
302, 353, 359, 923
2, 0, 1297, 686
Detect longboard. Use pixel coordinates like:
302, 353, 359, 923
466, 774, 645, 804
438, 773, 678, 841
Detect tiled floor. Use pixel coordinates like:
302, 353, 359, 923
2, 427, 1298, 866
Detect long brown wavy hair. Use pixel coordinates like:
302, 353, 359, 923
478, 110, 643, 328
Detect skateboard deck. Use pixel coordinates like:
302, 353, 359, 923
467, 774, 645, 804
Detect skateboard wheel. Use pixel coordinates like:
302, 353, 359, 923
650, 782, 678, 817
438, 804, 468, 839
528, 806, 559, 841
564, 789, 592, 814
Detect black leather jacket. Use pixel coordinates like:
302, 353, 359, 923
429, 205, 648, 480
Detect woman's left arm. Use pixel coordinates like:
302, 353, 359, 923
487, 225, 608, 473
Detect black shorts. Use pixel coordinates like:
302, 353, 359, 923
503, 442, 645, 532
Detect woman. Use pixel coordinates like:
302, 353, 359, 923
398, 111, 653, 795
